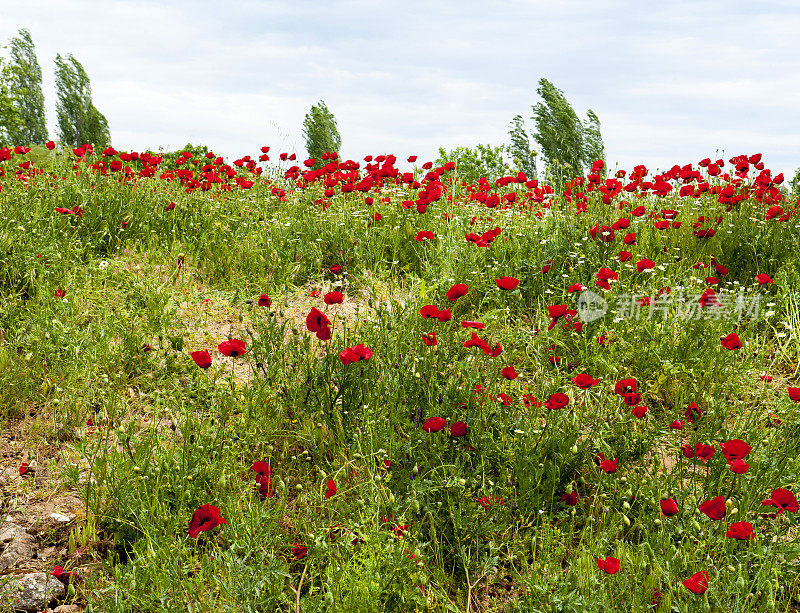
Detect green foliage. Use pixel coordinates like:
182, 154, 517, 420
0, 52, 23, 147
531, 78, 604, 180
790, 167, 800, 197
435, 144, 508, 185
508, 114, 537, 178
302, 100, 341, 162
54, 53, 110, 148
2, 147, 800, 611
7, 29, 47, 145
157, 142, 211, 167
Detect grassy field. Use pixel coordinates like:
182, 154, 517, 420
0, 144, 798, 612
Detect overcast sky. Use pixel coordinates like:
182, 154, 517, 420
2, 0, 799, 176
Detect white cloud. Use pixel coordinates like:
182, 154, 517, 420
0, 0, 799, 175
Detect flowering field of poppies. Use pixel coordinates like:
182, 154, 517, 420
0, 143, 799, 612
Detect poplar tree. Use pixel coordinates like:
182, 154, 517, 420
531, 78, 604, 179
508, 114, 537, 178
54, 53, 110, 147
7, 29, 47, 145
302, 100, 341, 162
0, 54, 22, 146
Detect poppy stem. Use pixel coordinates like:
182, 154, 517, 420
287, 563, 308, 613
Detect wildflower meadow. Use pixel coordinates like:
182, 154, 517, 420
0, 142, 798, 612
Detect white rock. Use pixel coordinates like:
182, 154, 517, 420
0, 572, 65, 612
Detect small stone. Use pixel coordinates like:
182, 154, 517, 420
0, 523, 23, 543
49, 513, 73, 524
0, 572, 65, 612
54, 605, 82, 613
0, 526, 36, 570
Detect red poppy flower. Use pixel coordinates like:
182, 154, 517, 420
437, 309, 452, 322
420, 305, 440, 318
477, 494, 503, 509
190, 350, 212, 369
614, 378, 638, 396
726, 521, 754, 540
461, 320, 485, 329
329, 265, 342, 274
596, 268, 618, 283
699, 495, 726, 520
18, 462, 30, 475
252, 461, 273, 480
561, 491, 578, 505
721, 332, 741, 350
340, 344, 373, 365
682, 571, 710, 595
407, 155, 417, 163
660, 498, 679, 516
422, 417, 447, 432
670, 420, 684, 430
414, 230, 436, 242
51, 565, 70, 583
636, 259, 655, 272
306, 307, 331, 340
572, 373, 599, 389
681, 443, 695, 459
729, 458, 749, 474
685, 401, 702, 423
545, 392, 569, 410
257, 294, 272, 307
496, 393, 513, 406
501, 366, 518, 380
496, 276, 519, 290
53, 289, 66, 299
446, 283, 469, 301
719, 439, 751, 463
464, 331, 489, 351
761, 488, 799, 513
756, 273, 774, 284
632, 405, 647, 418
257, 477, 276, 498
325, 479, 336, 499
596, 557, 621, 574
291, 544, 308, 559
618, 251, 632, 263
694, 443, 714, 463
218, 339, 247, 357
450, 421, 467, 437
788, 387, 800, 402
46, 141, 55, 150
324, 291, 344, 305
422, 332, 437, 346
621, 389, 648, 411
600, 458, 618, 473
188, 504, 227, 538
547, 304, 576, 330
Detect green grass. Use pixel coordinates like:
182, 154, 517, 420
0, 147, 799, 612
